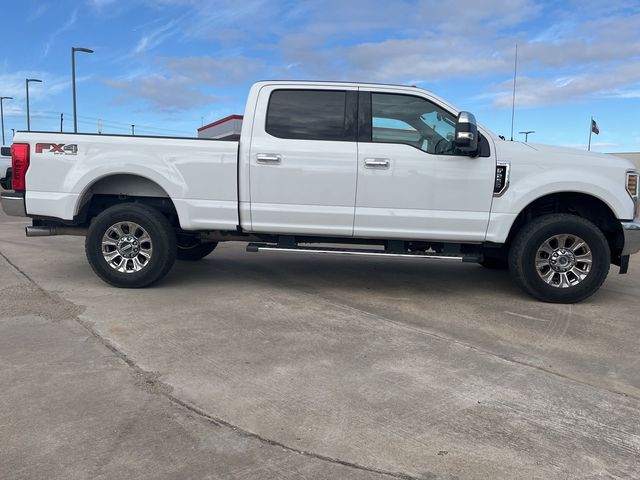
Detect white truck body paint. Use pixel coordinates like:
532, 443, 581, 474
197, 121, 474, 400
10, 80, 638, 244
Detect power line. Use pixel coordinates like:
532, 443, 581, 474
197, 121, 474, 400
15, 110, 195, 136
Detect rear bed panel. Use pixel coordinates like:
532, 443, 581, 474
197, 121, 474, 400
17, 132, 239, 230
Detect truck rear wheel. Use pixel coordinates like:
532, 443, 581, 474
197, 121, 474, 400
176, 234, 217, 261
85, 203, 176, 288
509, 214, 610, 303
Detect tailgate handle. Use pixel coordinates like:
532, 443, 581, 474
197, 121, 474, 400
256, 153, 282, 164
364, 158, 390, 168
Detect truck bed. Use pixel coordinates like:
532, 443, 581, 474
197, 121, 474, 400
17, 131, 240, 231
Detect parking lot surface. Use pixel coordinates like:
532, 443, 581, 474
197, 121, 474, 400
1, 208, 639, 479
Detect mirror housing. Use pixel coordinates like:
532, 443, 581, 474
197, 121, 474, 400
454, 111, 478, 154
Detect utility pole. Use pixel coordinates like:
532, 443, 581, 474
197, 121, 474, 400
0, 96, 13, 145
72, 47, 94, 133
131, 124, 135, 135
60, 113, 64, 132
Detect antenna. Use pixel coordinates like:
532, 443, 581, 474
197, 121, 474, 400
510, 44, 518, 141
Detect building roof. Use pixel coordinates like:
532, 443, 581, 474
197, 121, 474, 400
198, 115, 244, 132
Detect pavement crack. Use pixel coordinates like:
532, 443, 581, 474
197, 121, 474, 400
0, 249, 424, 480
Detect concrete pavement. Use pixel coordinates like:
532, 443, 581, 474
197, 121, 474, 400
1, 208, 639, 479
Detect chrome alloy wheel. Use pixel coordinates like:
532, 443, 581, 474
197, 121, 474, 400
535, 234, 593, 288
101, 221, 153, 273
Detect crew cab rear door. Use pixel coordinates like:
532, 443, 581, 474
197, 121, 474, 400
248, 86, 358, 236
354, 89, 495, 241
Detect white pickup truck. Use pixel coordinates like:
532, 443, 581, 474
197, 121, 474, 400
1, 81, 639, 303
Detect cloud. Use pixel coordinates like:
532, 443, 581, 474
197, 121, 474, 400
0, 71, 70, 110
160, 56, 264, 84
43, 9, 78, 56
133, 17, 184, 55
492, 62, 640, 108
105, 56, 261, 110
105, 74, 220, 111
28, 4, 49, 21
87, 0, 118, 10
107, 0, 640, 112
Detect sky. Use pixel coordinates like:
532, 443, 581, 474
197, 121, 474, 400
1, 0, 639, 152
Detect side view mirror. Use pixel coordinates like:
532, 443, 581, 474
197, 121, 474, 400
454, 111, 478, 154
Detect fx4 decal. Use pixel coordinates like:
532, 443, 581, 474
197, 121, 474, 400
35, 143, 78, 155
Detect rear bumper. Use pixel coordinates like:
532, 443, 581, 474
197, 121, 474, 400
0, 191, 26, 217
621, 221, 640, 256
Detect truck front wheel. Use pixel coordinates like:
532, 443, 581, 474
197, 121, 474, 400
85, 203, 177, 288
509, 214, 610, 303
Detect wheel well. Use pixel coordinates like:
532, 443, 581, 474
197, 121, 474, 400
76, 174, 179, 227
506, 192, 624, 263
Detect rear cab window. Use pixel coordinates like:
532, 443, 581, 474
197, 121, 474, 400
266, 89, 357, 141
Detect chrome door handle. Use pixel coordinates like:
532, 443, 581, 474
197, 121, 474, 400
256, 153, 282, 164
364, 158, 390, 168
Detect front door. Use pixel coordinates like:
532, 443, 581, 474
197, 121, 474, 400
354, 90, 495, 241
249, 87, 358, 236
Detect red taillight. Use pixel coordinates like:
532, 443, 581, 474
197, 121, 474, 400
11, 143, 30, 191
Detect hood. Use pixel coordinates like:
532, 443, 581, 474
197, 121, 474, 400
493, 140, 636, 172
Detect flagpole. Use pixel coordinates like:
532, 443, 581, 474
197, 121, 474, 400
588, 116, 592, 151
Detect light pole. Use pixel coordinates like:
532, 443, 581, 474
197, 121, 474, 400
72, 47, 94, 133
0, 96, 13, 145
519, 130, 535, 143
25, 79, 43, 131
131, 124, 135, 135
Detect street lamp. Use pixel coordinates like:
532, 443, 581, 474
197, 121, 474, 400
519, 130, 535, 143
72, 47, 94, 133
0, 96, 13, 145
25, 79, 43, 132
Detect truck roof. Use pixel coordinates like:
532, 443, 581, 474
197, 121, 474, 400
252, 80, 433, 96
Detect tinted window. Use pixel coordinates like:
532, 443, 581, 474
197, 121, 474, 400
371, 93, 458, 155
266, 90, 352, 141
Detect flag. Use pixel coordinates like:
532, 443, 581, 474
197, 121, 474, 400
591, 119, 600, 135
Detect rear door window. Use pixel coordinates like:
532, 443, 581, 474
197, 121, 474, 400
266, 89, 355, 141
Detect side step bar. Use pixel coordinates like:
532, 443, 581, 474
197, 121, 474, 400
26, 226, 87, 237
246, 243, 480, 262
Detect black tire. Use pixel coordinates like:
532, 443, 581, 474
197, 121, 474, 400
85, 203, 176, 288
176, 234, 217, 261
509, 214, 610, 303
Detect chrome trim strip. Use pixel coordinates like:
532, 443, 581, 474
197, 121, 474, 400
621, 221, 640, 256
252, 246, 466, 261
626, 170, 639, 220
493, 161, 511, 197
626, 170, 639, 200
0, 192, 26, 217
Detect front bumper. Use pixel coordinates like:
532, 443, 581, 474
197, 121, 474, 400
0, 191, 26, 217
621, 221, 640, 256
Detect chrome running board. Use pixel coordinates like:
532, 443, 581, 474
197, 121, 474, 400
246, 243, 480, 262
